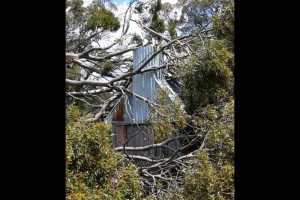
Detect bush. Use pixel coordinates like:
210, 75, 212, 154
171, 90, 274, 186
178, 40, 234, 114
182, 98, 234, 200
183, 149, 234, 200
66, 105, 142, 200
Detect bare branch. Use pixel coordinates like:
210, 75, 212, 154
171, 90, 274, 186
115, 135, 197, 152
66, 79, 110, 87
132, 19, 171, 42
73, 59, 102, 74
86, 92, 122, 123
127, 155, 158, 162
122, 0, 136, 35
85, 45, 141, 61
66, 93, 101, 108
78, 43, 117, 57
68, 88, 112, 96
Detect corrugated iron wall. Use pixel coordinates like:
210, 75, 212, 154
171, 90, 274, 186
106, 45, 163, 124
105, 96, 133, 124
131, 45, 163, 123
108, 46, 182, 158
112, 124, 180, 159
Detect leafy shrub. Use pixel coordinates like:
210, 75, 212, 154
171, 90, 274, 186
178, 40, 234, 113
86, 6, 120, 32
66, 105, 142, 200
151, 88, 187, 142
182, 98, 234, 200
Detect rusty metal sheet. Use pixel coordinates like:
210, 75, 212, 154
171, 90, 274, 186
116, 125, 127, 147
112, 98, 125, 121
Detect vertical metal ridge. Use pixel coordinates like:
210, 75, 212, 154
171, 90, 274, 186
104, 45, 163, 124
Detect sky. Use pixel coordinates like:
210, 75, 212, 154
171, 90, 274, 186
83, 0, 178, 7
81, 0, 179, 47
79, 0, 179, 80
113, 0, 129, 5
83, 0, 178, 6
112, 0, 179, 35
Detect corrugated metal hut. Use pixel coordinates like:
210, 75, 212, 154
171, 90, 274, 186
105, 45, 180, 158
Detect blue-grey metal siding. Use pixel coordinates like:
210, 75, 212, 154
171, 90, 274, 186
106, 45, 164, 124
131, 46, 163, 123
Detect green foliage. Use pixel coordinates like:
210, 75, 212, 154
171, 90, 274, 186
66, 64, 81, 92
108, 164, 142, 200
66, 106, 142, 200
134, 0, 166, 42
132, 33, 143, 46
159, 189, 185, 199
179, 40, 234, 113
179, 0, 213, 33
135, 2, 144, 13
197, 98, 234, 163
151, 18, 166, 34
155, 99, 234, 200
86, 6, 120, 32
149, 0, 166, 41
66, 64, 81, 81
167, 22, 177, 39
66, 0, 85, 19
183, 150, 234, 200
182, 98, 234, 200
212, 0, 234, 49
101, 60, 113, 76
150, 0, 162, 16
175, 0, 233, 35
151, 88, 187, 142
66, 1, 121, 52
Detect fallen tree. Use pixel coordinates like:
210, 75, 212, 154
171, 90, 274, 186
66, 0, 234, 199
